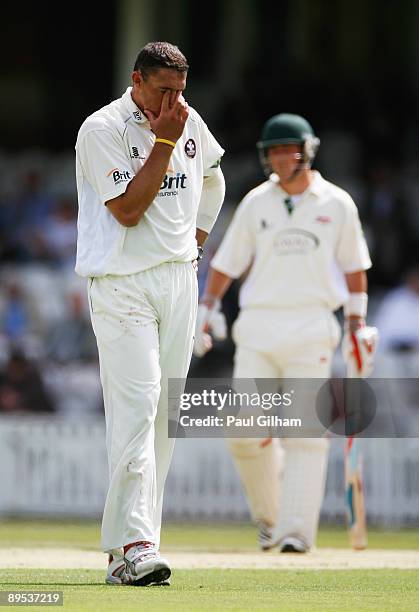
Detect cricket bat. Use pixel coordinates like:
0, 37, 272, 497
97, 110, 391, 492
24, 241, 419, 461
345, 435, 367, 549
344, 356, 368, 550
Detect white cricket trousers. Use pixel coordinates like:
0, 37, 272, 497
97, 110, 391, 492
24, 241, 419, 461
227, 305, 341, 548
88, 262, 198, 553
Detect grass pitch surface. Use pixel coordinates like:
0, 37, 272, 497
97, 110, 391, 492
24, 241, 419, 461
1, 521, 418, 611
1, 568, 419, 611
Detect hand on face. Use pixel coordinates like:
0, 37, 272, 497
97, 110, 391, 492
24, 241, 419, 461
143, 90, 189, 143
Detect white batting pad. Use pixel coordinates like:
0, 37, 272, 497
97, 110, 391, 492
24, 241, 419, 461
227, 437, 283, 527
273, 438, 329, 549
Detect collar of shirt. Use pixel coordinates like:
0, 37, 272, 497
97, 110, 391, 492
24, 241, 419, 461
269, 170, 325, 201
121, 87, 149, 125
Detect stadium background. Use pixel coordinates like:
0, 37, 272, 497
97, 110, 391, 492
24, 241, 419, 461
1, 0, 419, 527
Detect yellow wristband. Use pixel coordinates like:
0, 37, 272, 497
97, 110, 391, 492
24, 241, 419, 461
155, 138, 176, 148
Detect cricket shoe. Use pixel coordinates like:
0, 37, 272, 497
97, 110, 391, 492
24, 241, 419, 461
257, 521, 275, 551
124, 541, 171, 586
278, 535, 309, 553
106, 554, 134, 585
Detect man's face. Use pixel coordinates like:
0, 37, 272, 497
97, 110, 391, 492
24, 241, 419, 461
267, 144, 302, 182
132, 68, 187, 116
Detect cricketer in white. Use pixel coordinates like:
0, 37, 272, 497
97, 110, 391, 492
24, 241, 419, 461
75, 42, 224, 586
194, 114, 372, 554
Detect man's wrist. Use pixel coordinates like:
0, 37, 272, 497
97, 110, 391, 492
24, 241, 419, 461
345, 316, 365, 333
155, 137, 176, 148
201, 295, 219, 308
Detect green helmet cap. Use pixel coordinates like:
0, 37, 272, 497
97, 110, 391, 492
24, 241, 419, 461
257, 113, 318, 150
256, 113, 320, 176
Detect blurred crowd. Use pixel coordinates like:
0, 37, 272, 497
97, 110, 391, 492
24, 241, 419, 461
0, 146, 418, 418
0, 159, 102, 417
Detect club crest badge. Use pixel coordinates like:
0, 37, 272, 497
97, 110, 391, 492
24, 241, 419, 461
185, 139, 196, 158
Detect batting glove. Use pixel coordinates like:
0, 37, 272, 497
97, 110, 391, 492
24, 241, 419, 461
342, 325, 379, 378
193, 300, 227, 358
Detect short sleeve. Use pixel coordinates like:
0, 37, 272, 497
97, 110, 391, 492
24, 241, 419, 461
76, 129, 135, 205
211, 197, 255, 278
196, 115, 224, 176
336, 198, 372, 273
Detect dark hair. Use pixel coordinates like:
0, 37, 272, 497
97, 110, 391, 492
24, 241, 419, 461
134, 42, 189, 79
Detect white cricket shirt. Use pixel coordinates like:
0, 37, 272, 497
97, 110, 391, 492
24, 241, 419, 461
211, 172, 372, 311
75, 87, 224, 277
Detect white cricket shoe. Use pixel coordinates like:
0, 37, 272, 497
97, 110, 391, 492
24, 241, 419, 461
278, 535, 309, 553
106, 554, 134, 585
257, 521, 275, 551
124, 542, 171, 586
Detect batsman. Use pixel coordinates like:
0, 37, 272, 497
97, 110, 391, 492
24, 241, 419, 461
194, 113, 377, 552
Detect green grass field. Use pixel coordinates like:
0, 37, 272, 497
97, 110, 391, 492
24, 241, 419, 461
2, 568, 419, 612
1, 519, 419, 551
1, 520, 419, 611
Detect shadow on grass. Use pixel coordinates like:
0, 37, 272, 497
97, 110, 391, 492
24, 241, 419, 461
0, 582, 103, 587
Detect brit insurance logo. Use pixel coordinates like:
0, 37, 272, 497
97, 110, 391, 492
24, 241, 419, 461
157, 168, 188, 198
107, 167, 132, 185
184, 138, 196, 158
273, 229, 319, 255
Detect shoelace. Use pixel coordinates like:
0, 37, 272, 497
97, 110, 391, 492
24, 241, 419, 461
259, 528, 272, 542
129, 542, 157, 564
116, 566, 134, 584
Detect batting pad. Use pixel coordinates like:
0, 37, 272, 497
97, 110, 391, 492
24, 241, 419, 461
273, 438, 329, 549
227, 437, 283, 526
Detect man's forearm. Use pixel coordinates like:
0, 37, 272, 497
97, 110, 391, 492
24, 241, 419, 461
106, 142, 173, 227
344, 270, 368, 330
345, 270, 367, 294
202, 266, 233, 305
196, 228, 208, 248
